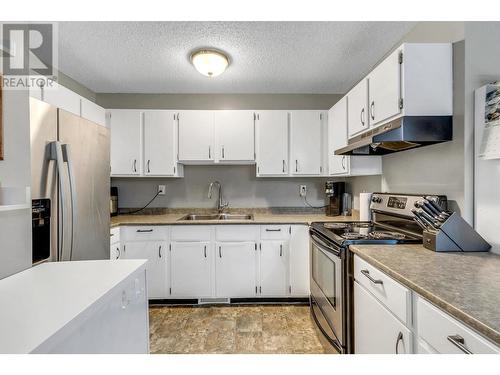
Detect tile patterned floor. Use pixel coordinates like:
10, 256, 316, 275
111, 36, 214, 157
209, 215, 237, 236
149, 305, 326, 354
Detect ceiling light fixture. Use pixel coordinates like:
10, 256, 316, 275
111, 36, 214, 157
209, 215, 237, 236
190, 49, 229, 77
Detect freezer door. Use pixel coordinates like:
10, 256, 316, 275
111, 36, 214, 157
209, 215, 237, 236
58, 110, 110, 260
30, 98, 58, 262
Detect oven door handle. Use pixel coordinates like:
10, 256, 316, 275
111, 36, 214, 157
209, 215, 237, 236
310, 232, 341, 256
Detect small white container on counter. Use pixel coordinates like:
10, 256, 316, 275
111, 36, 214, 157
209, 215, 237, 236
359, 192, 372, 221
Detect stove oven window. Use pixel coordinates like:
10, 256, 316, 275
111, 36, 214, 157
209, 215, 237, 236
312, 245, 336, 308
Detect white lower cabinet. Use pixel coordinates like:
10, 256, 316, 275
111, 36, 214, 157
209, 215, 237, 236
354, 281, 412, 354
123, 241, 168, 299
113, 224, 310, 301
170, 242, 211, 298
215, 242, 258, 298
259, 241, 289, 296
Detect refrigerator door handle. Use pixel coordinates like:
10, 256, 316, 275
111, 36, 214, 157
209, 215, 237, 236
50, 141, 68, 261
62, 144, 77, 261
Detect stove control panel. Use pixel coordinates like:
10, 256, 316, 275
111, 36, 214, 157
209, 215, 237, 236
370, 193, 445, 219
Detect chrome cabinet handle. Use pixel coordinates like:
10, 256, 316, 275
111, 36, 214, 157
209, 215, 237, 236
221, 146, 225, 159
282, 160, 285, 173
360, 269, 383, 285
204, 245, 207, 258
395, 332, 404, 354
208, 146, 211, 159
219, 246, 222, 258
147, 160, 151, 173
133, 159, 137, 172
295, 160, 298, 172
447, 335, 472, 354
370, 101, 375, 120
136, 229, 153, 233
360, 108, 365, 126
116, 247, 120, 259
341, 156, 346, 170
279, 244, 283, 257
266, 228, 281, 232
158, 245, 162, 258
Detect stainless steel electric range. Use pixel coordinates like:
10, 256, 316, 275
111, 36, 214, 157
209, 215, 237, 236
309, 192, 447, 354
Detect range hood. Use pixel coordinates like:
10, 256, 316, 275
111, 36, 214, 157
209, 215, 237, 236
335, 116, 453, 155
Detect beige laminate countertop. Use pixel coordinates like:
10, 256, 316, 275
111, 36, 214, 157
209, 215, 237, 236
350, 244, 500, 345
111, 212, 357, 227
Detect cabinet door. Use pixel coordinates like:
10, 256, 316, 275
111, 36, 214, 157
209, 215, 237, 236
144, 111, 177, 176
256, 111, 289, 176
368, 48, 401, 126
354, 282, 412, 354
215, 242, 257, 297
328, 97, 350, 175
260, 241, 289, 296
170, 242, 211, 298
290, 111, 322, 175
214, 111, 255, 162
124, 241, 167, 299
109, 110, 142, 175
347, 79, 369, 138
110, 243, 121, 260
289, 225, 310, 296
177, 111, 214, 162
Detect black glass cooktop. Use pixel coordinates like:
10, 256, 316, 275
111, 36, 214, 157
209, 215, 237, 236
312, 221, 422, 246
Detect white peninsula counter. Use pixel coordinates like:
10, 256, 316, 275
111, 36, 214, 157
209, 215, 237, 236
0, 260, 149, 354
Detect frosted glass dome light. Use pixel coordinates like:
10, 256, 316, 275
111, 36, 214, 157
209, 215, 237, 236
191, 49, 229, 77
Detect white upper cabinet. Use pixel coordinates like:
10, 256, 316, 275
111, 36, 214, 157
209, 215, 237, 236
347, 79, 369, 138
328, 98, 382, 176
214, 111, 255, 163
328, 97, 350, 175
348, 43, 452, 138
144, 111, 182, 176
255, 111, 289, 176
368, 48, 402, 127
177, 111, 215, 163
81, 98, 106, 127
109, 109, 142, 176
290, 111, 323, 175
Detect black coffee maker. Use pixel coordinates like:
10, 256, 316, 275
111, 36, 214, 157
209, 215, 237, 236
325, 181, 345, 216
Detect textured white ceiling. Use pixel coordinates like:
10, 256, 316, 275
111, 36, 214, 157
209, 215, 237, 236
58, 22, 416, 94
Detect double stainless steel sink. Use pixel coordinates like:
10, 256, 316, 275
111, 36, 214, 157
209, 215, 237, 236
178, 213, 254, 221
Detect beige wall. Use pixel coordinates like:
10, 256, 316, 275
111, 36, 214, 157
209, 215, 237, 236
96, 93, 341, 110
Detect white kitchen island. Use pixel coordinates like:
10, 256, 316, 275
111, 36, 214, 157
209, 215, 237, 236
0, 260, 149, 354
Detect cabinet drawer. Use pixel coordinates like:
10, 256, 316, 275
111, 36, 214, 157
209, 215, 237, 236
215, 225, 259, 241
260, 225, 290, 240
354, 255, 410, 324
171, 225, 211, 241
122, 226, 169, 241
110, 227, 120, 245
416, 296, 499, 354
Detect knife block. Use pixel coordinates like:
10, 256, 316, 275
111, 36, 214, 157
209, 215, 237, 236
422, 212, 491, 252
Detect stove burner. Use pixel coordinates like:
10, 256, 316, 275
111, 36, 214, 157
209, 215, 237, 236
324, 222, 351, 230
341, 232, 368, 240
368, 231, 406, 240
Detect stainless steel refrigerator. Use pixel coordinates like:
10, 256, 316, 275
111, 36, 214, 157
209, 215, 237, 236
30, 98, 110, 262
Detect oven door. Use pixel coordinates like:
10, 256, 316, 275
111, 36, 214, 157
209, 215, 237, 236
310, 230, 344, 351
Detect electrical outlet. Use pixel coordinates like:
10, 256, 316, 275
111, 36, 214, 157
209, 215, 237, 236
158, 185, 166, 195
299, 185, 307, 197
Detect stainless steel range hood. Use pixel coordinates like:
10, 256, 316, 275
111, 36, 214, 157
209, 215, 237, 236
335, 116, 453, 155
